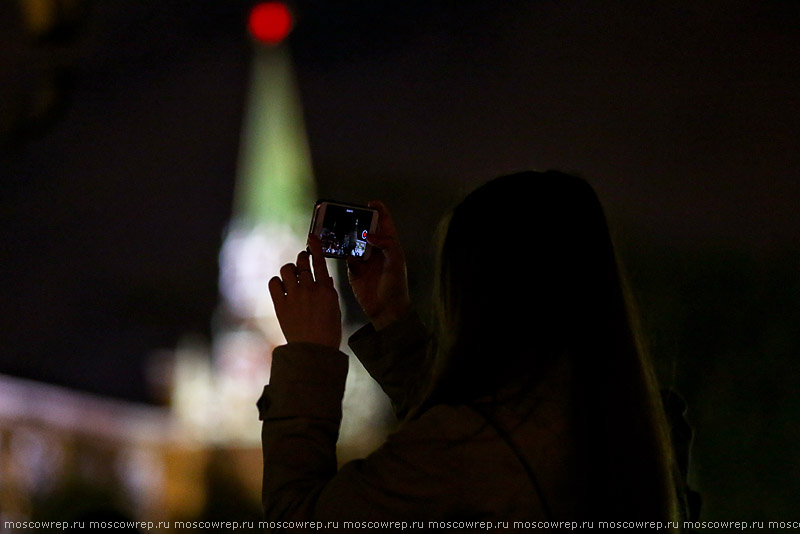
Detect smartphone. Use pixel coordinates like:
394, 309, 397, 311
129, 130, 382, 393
309, 200, 379, 260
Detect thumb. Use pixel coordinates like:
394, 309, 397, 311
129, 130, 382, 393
346, 257, 364, 278
367, 233, 403, 267
366, 232, 393, 249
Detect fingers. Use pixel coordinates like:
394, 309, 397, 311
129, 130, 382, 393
307, 233, 332, 284
296, 250, 314, 284
366, 232, 403, 266
279, 263, 298, 295
273, 238, 331, 300
270, 245, 342, 348
365, 233, 394, 249
367, 200, 405, 266
346, 257, 363, 278
368, 200, 398, 238
268, 276, 286, 308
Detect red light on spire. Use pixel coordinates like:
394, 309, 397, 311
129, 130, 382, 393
248, 2, 292, 45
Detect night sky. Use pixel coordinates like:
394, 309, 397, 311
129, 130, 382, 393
1, 0, 798, 521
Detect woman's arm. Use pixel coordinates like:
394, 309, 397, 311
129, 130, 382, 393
348, 311, 431, 420
259, 346, 462, 524
258, 342, 348, 520
345, 200, 430, 417
261, 205, 441, 522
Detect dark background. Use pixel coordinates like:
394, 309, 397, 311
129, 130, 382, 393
1, 0, 798, 522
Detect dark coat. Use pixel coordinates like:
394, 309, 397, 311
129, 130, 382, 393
258, 312, 589, 528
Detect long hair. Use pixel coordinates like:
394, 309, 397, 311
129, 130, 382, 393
414, 170, 679, 521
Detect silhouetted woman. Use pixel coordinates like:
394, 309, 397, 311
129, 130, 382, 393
261, 171, 685, 528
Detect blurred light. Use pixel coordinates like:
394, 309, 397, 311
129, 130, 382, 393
248, 2, 292, 45
219, 224, 304, 319
116, 446, 164, 512
16, 0, 90, 41
8, 427, 63, 495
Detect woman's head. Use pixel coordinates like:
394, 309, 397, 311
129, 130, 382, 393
431, 170, 624, 400
424, 170, 678, 521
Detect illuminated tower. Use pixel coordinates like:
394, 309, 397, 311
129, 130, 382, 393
220, 2, 314, 327
169, 2, 311, 446
172, 2, 391, 456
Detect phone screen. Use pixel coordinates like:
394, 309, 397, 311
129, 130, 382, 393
314, 202, 377, 259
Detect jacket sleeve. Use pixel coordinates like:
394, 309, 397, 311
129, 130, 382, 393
258, 343, 463, 525
347, 311, 432, 419
258, 343, 349, 521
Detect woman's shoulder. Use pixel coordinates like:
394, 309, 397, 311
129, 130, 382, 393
374, 401, 563, 520
389, 403, 490, 445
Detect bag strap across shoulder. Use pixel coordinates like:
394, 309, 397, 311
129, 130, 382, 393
469, 403, 557, 525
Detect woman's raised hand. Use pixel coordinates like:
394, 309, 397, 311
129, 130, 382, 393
347, 200, 411, 331
268, 235, 342, 349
